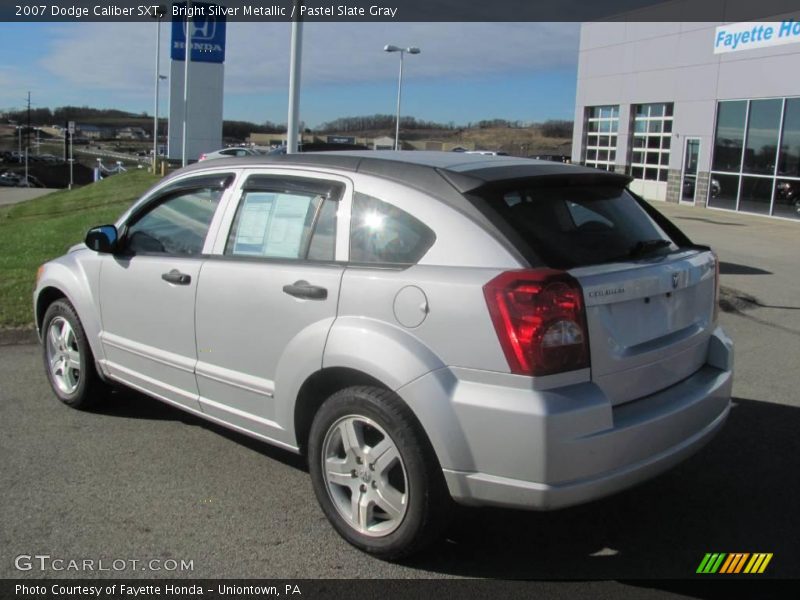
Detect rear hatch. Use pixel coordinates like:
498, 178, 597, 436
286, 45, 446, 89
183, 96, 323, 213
465, 176, 717, 405
572, 252, 715, 405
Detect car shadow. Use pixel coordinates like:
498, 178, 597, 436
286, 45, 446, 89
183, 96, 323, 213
673, 216, 746, 227
401, 397, 799, 580
88, 389, 799, 579
90, 385, 307, 471
719, 262, 771, 276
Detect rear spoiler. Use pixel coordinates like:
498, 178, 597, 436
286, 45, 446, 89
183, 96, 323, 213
440, 165, 632, 194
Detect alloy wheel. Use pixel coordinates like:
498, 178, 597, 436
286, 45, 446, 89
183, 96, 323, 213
46, 316, 81, 395
321, 415, 408, 537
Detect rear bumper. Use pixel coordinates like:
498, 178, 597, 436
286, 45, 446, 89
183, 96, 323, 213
399, 327, 733, 510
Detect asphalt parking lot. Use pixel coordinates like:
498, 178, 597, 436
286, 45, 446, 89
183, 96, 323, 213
1, 202, 798, 590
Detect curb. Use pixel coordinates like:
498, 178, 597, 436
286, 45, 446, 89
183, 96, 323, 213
0, 328, 39, 346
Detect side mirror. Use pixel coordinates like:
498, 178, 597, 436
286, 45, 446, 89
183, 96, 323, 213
85, 225, 118, 254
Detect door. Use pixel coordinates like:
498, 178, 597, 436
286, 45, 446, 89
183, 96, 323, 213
194, 172, 349, 441
98, 174, 232, 411
680, 137, 700, 205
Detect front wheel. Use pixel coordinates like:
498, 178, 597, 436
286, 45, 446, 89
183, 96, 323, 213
308, 386, 450, 560
42, 299, 105, 409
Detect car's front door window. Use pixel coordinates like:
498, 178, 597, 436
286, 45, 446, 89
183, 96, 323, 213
125, 187, 225, 255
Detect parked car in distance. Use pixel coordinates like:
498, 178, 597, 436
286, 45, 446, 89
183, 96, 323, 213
681, 177, 721, 201
0, 170, 23, 183
529, 154, 570, 163
0, 172, 20, 186
775, 180, 797, 202
34, 152, 733, 559
198, 147, 264, 161
775, 180, 800, 215
465, 150, 509, 156
266, 142, 370, 155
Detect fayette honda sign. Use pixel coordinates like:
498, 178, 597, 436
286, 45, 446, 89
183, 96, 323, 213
171, 2, 227, 63
714, 20, 800, 54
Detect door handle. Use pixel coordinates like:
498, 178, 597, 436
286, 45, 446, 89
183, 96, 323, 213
161, 269, 192, 285
282, 280, 328, 300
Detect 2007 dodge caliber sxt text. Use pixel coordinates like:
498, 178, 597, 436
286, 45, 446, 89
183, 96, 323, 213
34, 152, 733, 558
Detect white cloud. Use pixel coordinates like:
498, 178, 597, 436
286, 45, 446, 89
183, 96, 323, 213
37, 21, 579, 96
40, 23, 164, 94
225, 22, 579, 92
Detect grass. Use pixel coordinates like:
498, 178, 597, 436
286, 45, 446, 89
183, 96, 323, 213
0, 170, 160, 327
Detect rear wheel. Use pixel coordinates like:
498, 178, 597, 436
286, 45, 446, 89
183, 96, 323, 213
42, 299, 105, 409
308, 386, 450, 559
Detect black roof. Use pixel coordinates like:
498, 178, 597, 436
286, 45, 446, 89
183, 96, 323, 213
176, 151, 630, 194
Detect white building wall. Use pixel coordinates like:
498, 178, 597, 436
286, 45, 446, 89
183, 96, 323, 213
573, 13, 800, 203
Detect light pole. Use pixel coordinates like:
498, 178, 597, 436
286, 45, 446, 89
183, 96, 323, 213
151, 5, 166, 173
384, 45, 420, 151
287, 0, 303, 154
182, 0, 193, 166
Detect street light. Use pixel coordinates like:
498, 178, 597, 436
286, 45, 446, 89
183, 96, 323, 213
384, 45, 420, 151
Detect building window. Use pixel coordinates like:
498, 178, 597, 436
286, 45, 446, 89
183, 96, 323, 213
583, 105, 618, 172
778, 98, 800, 177
710, 97, 800, 220
629, 103, 673, 182
743, 99, 782, 175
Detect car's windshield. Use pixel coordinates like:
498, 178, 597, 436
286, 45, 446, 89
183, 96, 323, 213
468, 183, 678, 269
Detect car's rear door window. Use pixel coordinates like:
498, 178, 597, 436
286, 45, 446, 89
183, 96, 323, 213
225, 175, 342, 260
469, 183, 678, 269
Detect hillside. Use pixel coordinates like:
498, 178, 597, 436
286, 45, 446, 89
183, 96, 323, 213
318, 126, 572, 156
0, 170, 160, 327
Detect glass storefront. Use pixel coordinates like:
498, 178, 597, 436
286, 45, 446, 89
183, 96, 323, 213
583, 105, 619, 172
709, 97, 800, 220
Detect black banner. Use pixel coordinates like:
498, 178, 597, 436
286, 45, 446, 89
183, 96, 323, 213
2, 579, 797, 600
1, 0, 799, 22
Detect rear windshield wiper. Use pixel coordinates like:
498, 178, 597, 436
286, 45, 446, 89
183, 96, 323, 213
628, 239, 672, 258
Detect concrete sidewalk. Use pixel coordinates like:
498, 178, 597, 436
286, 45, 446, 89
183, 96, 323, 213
655, 201, 799, 406
655, 202, 799, 310
0, 187, 57, 207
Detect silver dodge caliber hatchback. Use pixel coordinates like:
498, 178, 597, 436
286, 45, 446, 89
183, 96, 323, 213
34, 152, 733, 558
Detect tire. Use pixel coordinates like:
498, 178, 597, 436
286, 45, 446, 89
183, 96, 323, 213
308, 385, 451, 560
41, 299, 105, 409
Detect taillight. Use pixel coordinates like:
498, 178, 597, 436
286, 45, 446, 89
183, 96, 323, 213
199, 153, 207, 161
711, 251, 720, 323
483, 269, 590, 377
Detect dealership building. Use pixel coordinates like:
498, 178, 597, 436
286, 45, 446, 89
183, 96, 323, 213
572, 15, 800, 220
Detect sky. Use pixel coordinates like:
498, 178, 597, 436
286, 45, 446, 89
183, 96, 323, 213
0, 21, 580, 128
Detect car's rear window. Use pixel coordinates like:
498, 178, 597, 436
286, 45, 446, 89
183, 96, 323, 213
468, 183, 678, 269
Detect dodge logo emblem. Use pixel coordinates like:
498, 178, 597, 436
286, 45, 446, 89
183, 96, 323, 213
672, 272, 680, 289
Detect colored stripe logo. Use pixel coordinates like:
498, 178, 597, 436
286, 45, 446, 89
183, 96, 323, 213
697, 553, 773, 574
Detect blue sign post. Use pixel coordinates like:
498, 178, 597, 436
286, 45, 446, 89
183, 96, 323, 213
171, 2, 226, 63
